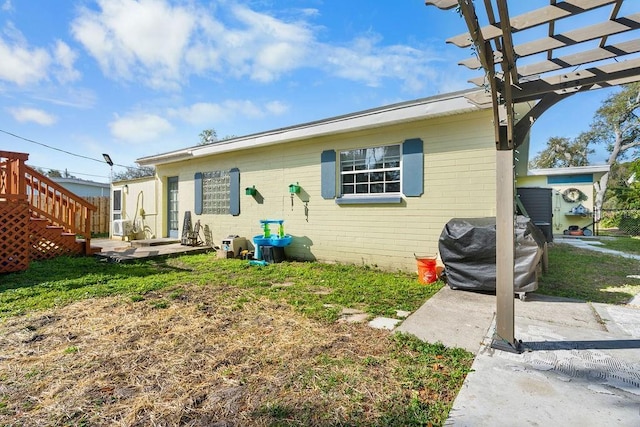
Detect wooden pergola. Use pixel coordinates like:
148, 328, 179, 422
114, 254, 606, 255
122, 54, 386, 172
425, 0, 640, 353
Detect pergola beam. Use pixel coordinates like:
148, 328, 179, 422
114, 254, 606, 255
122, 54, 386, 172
446, 0, 619, 47
459, 13, 640, 70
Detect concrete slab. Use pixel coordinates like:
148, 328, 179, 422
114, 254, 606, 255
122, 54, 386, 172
554, 236, 640, 261
395, 286, 495, 354
447, 314, 640, 426
396, 285, 640, 425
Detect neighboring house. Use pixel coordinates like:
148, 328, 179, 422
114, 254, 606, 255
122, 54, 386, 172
116, 89, 534, 271
52, 177, 110, 197
516, 165, 610, 237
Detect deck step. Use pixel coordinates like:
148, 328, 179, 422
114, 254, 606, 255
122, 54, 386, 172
130, 238, 181, 248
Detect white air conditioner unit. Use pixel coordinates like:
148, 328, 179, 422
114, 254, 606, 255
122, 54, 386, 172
113, 219, 133, 237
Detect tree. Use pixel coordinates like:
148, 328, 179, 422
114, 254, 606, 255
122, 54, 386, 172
610, 159, 640, 210
584, 83, 640, 218
112, 166, 155, 181
529, 136, 593, 169
199, 129, 218, 145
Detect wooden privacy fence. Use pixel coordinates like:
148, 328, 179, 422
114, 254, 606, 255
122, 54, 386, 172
84, 196, 110, 235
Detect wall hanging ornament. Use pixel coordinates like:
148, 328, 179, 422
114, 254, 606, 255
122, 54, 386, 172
562, 187, 588, 203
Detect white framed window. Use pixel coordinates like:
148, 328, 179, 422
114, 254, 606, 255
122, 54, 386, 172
339, 144, 401, 196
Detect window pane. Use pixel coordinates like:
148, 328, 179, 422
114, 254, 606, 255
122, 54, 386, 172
356, 184, 369, 193
370, 172, 384, 183
343, 174, 354, 184
386, 145, 400, 156
386, 170, 400, 181
343, 185, 354, 194
386, 182, 400, 192
355, 173, 368, 183
371, 183, 384, 193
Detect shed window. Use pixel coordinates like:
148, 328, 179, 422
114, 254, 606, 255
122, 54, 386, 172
340, 145, 401, 195
202, 170, 230, 214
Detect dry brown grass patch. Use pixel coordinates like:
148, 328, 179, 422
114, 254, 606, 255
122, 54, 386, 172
1, 285, 420, 426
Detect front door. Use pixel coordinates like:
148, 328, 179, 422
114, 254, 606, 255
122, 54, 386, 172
167, 176, 179, 238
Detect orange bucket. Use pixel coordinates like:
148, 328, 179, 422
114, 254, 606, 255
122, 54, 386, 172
416, 256, 438, 284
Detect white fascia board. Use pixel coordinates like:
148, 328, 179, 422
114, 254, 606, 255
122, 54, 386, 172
528, 164, 611, 176
137, 91, 485, 166
192, 97, 479, 158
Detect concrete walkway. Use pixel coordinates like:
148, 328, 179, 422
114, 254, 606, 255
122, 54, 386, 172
397, 237, 640, 426
554, 235, 640, 260
397, 287, 640, 426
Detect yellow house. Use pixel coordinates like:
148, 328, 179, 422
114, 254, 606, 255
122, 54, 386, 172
516, 165, 610, 238
112, 89, 537, 272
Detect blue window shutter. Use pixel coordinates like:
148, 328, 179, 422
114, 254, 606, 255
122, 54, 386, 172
402, 138, 424, 197
321, 150, 336, 199
194, 172, 203, 215
230, 168, 240, 216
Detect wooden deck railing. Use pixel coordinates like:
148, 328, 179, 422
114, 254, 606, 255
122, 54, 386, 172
1, 150, 96, 255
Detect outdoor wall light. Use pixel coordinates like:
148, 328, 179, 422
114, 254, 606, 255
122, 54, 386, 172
245, 186, 257, 196
123, 184, 129, 194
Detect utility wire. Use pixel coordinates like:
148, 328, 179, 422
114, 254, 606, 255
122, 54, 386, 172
26, 164, 109, 179
0, 128, 141, 170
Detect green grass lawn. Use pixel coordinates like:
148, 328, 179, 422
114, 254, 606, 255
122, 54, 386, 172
537, 242, 640, 303
1, 255, 440, 321
598, 236, 640, 255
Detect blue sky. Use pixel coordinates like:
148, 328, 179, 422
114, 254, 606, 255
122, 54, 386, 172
0, 1, 629, 183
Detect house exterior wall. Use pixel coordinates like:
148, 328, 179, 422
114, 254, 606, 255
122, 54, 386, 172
111, 177, 160, 239
516, 175, 596, 235
154, 109, 497, 272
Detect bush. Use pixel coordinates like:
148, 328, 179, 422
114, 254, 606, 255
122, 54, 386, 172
601, 210, 640, 235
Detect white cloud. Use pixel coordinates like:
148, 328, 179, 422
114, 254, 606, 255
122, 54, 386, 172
109, 112, 173, 142
168, 99, 289, 125
2, 1, 12, 12
8, 107, 57, 125
321, 36, 438, 92
0, 30, 50, 85
72, 0, 196, 89
70, 1, 438, 93
0, 24, 82, 87
265, 100, 289, 115
224, 4, 314, 82
53, 40, 81, 83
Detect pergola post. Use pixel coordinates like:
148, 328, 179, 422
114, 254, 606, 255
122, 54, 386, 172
492, 148, 520, 352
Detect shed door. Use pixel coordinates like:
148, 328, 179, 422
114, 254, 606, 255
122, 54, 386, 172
517, 187, 553, 242
167, 176, 179, 238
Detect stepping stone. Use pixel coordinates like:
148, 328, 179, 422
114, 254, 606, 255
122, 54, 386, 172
338, 313, 369, 323
396, 310, 411, 318
368, 317, 401, 330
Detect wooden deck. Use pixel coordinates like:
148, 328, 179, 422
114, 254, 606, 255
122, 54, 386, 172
93, 238, 214, 263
